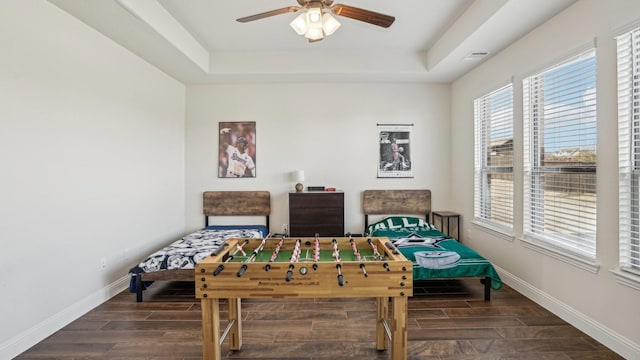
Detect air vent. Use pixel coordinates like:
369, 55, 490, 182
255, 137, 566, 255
463, 52, 490, 61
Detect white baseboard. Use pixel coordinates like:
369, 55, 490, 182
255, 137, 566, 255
0, 275, 130, 360
497, 266, 640, 359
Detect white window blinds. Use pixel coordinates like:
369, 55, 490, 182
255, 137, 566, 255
523, 49, 597, 259
618, 26, 640, 275
474, 84, 514, 232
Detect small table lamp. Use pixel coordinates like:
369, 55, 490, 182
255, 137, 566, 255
294, 170, 305, 192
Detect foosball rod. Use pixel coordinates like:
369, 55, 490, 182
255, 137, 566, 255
237, 236, 269, 277
336, 263, 345, 286
360, 263, 368, 277
332, 238, 341, 261
367, 238, 383, 260
332, 238, 345, 286
349, 237, 361, 261
285, 238, 301, 282
348, 236, 368, 277
265, 236, 285, 272
312, 234, 320, 270
213, 239, 250, 276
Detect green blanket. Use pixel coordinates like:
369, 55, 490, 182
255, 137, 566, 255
398, 239, 502, 290
367, 216, 502, 290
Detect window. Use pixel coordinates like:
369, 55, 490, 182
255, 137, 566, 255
474, 84, 514, 234
618, 26, 640, 279
522, 49, 597, 265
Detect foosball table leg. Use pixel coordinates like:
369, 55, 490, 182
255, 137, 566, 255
391, 296, 409, 360
201, 298, 221, 360
228, 298, 242, 350
376, 297, 389, 351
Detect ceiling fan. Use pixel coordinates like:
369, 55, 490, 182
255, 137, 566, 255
236, 0, 395, 42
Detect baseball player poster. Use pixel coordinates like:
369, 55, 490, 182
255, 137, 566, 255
219, 121, 257, 178
377, 124, 413, 178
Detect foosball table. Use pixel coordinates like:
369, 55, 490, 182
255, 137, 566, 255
195, 235, 413, 360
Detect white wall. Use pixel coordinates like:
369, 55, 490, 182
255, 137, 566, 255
0, 1, 186, 358
185, 83, 452, 234
451, 0, 640, 357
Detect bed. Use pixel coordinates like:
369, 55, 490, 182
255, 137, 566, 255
362, 189, 501, 300
128, 191, 271, 302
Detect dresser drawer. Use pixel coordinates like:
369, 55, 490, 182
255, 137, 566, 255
290, 210, 343, 225
289, 192, 344, 237
289, 193, 344, 208
290, 224, 344, 237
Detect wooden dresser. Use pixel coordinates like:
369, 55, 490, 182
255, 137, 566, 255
289, 191, 344, 237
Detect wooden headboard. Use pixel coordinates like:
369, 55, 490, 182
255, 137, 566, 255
362, 189, 431, 229
203, 191, 271, 228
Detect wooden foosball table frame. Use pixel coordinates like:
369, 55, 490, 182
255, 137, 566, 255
195, 236, 413, 360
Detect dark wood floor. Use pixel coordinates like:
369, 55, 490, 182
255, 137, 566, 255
16, 279, 623, 359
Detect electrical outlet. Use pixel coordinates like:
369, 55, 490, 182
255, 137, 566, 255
282, 223, 288, 235
100, 257, 107, 270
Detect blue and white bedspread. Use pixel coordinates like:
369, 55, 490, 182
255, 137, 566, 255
129, 226, 267, 274
128, 226, 267, 292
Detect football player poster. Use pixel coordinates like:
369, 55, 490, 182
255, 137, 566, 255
377, 124, 413, 178
218, 121, 257, 178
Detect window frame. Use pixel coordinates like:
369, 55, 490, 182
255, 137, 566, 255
521, 48, 599, 273
473, 84, 515, 237
615, 24, 640, 290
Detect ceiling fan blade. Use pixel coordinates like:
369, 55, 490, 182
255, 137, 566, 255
330, 4, 395, 28
236, 6, 300, 23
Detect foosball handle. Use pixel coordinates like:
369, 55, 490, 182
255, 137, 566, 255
360, 263, 368, 277
336, 263, 345, 286
211, 243, 227, 256
385, 241, 400, 255
213, 264, 224, 276
286, 265, 294, 282
236, 264, 248, 277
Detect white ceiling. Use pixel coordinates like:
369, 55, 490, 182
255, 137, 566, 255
49, 0, 576, 84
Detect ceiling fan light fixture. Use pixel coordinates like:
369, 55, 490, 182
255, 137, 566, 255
290, 8, 340, 41
304, 8, 324, 40
290, 13, 308, 35
304, 26, 324, 40
322, 13, 340, 36
306, 7, 322, 23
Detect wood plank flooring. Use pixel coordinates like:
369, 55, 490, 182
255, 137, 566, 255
16, 279, 623, 359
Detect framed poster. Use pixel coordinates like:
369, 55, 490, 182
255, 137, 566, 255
218, 121, 256, 178
377, 124, 413, 178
